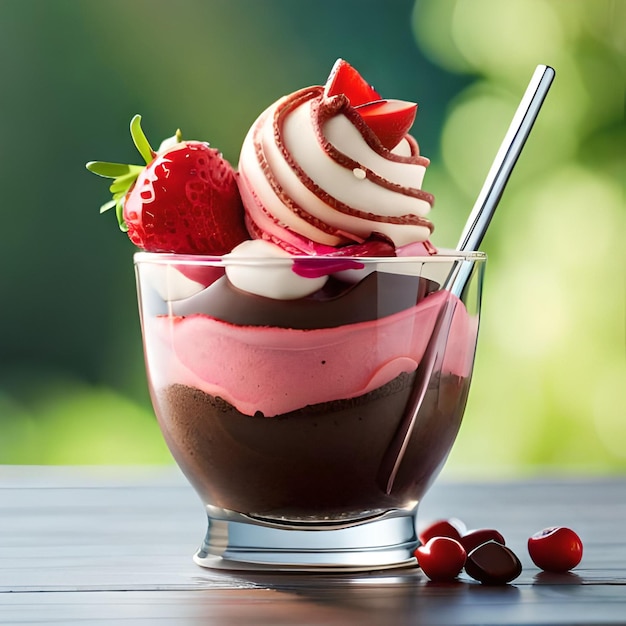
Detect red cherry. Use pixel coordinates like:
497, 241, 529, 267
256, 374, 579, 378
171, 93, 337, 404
415, 537, 467, 582
355, 99, 417, 150
528, 526, 583, 572
418, 518, 466, 545
460, 528, 506, 553
324, 58, 381, 106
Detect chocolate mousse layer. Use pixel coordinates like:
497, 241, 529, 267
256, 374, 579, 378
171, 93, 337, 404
170, 271, 439, 329
154, 372, 470, 520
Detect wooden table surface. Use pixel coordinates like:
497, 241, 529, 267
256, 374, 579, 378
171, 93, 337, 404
1, 465, 625, 625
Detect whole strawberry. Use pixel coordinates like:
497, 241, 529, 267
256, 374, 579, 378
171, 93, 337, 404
87, 115, 248, 254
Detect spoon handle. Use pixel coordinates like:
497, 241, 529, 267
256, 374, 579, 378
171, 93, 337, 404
380, 66, 556, 492
456, 65, 555, 253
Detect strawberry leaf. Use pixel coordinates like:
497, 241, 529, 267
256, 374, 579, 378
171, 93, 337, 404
86, 161, 142, 178
130, 114, 154, 165
86, 114, 158, 234
99, 199, 116, 213
116, 200, 128, 232
99, 197, 128, 232
109, 172, 139, 194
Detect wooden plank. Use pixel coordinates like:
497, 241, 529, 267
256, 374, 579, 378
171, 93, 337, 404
1, 585, 626, 625
0, 467, 625, 624
0, 466, 241, 592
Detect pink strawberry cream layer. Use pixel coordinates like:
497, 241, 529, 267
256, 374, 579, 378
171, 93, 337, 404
144, 290, 476, 417
237, 86, 435, 255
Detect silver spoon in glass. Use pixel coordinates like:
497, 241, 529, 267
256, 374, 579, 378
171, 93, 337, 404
447, 64, 556, 296
380, 64, 556, 494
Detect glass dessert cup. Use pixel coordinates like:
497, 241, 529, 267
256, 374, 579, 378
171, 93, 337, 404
135, 251, 486, 571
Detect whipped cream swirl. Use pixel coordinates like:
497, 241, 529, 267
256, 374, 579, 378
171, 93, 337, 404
237, 87, 435, 255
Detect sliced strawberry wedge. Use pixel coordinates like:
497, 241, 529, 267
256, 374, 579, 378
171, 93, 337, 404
324, 59, 418, 149
355, 99, 417, 150
324, 58, 381, 106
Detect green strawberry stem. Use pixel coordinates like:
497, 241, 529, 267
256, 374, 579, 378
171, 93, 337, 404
85, 115, 159, 231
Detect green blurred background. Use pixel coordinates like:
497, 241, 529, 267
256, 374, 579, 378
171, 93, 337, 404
0, 0, 624, 475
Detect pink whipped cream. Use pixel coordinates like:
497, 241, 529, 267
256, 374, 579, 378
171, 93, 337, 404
144, 290, 477, 417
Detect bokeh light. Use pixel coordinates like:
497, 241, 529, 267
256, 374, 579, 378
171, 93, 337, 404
0, 0, 623, 476
416, 0, 626, 475
450, 0, 565, 81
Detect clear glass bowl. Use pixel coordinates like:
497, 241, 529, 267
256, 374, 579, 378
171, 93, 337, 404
135, 251, 486, 571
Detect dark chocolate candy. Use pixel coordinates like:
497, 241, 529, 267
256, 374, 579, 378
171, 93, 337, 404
465, 540, 522, 585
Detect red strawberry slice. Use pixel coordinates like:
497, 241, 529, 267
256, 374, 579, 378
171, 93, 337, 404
87, 115, 249, 255
324, 58, 381, 106
355, 99, 417, 150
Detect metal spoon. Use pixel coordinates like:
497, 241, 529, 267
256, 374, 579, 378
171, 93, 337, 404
448, 64, 556, 296
379, 65, 556, 494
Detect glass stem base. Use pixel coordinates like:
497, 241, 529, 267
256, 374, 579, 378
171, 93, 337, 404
194, 508, 419, 571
